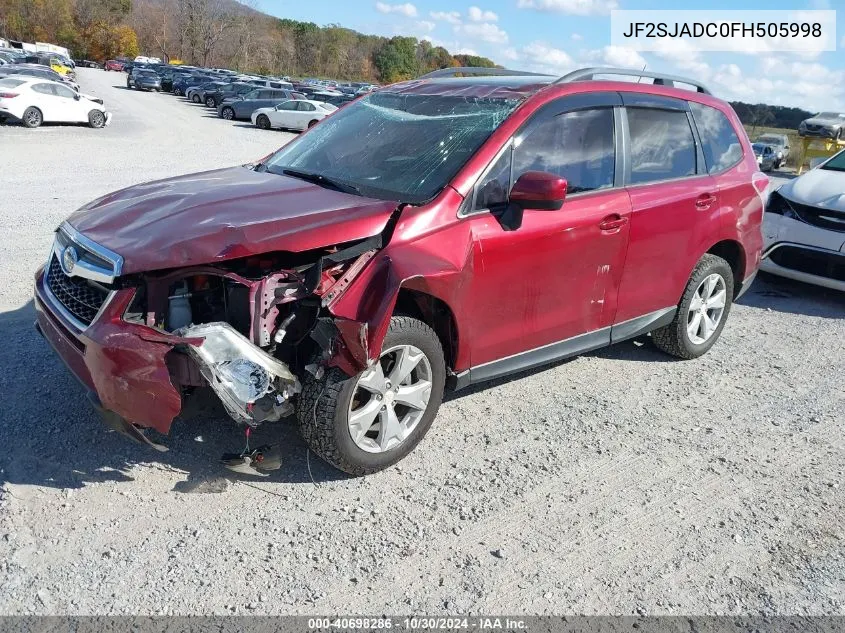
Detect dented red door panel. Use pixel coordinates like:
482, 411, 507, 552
614, 175, 719, 323
462, 190, 632, 366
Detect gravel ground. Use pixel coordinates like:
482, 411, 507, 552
0, 68, 843, 616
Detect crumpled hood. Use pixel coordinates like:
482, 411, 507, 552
67, 166, 399, 274
780, 168, 845, 212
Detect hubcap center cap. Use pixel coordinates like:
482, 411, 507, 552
383, 391, 395, 404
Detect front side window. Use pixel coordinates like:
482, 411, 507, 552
689, 101, 742, 174
627, 107, 697, 184
263, 91, 518, 203
473, 107, 616, 211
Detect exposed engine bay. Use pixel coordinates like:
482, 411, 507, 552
111, 232, 387, 473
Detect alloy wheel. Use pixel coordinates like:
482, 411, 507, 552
687, 273, 727, 345
222, 108, 234, 120
24, 109, 41, 127
347, 344, 433, 454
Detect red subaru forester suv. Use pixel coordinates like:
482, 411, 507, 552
34, 67, 766, 476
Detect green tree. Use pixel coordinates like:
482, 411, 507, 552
374, 36, 418, 83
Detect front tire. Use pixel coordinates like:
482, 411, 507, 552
652, 254, 734, 359
88, 110, 106, 128
22, 107, 43, 128
205, 96, 216, 108
297, 316, 446, 476
256, 114, 271, 130
221, 107, 235, 120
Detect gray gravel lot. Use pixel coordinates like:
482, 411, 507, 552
0, 68, 843, 616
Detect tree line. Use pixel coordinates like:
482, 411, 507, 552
731, 101, 813, 131
0, 0, 497, 82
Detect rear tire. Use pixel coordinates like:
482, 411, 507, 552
652, 254, 734, 359
191, 94, 201, 103
307, 119, 318, 128
21, 107, 42, 128
88, 110, 106, 128
296, 316, 446, 476
205, 96, 216, 108
256, 114, 271, 130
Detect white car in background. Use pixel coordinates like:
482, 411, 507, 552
762, 148, 845, 291
0, 76, 110, 128
251, 99, 336, 131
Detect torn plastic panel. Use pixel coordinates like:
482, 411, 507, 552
175, 322, 300, 426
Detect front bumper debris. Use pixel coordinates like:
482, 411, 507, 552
176, 322, 300, 426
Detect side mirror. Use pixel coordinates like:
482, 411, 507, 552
509, 171, 568, 210
74, 93, 80, 100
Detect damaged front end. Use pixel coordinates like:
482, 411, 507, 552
36, 222, 392, 469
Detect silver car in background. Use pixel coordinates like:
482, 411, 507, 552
798, 111, 845, 140
762, 148, 845, 291
755, 133, 790, 168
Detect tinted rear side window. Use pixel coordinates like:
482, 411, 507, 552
689, 102, 743, 173
627, 108, 696, 184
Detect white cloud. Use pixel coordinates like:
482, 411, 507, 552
454, 47, 479, 56
600, 45, 647, 69
415, 20, 436, 33
468, 6, 499, 22
455, 22, 509, 44
516, 0, 618, 16
430, 10, 461, 24
653, 52, 845, 112
571, 33, 583, 41
502, 47, 520, 61
374, 2, 418, 18
516, 41, 577, 75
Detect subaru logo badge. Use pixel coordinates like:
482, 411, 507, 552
62, 246, 78, 275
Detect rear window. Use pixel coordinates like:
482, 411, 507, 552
689, 102, 743, 174
627, 107, 697, 184
0, 77, 25, 88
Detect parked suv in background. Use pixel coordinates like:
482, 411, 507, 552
217, 88, 305, 120
202, 81, 256, 108
798, 112, 845, 140
127, 68, 162, 91
34, 67, 765, 476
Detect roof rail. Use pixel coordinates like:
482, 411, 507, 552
554, 67, 712, 95
418, 67, 552, 79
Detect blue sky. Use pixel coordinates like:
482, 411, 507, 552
255, 0, 844, 111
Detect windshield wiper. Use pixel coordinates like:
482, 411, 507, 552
281, 168, 361, 196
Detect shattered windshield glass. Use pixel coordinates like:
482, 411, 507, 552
263, 91, 520, 203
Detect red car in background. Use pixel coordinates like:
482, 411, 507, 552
34, 66, 766, 477
104, 59, 125, 71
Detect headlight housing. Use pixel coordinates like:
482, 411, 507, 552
766, 190, 797, 218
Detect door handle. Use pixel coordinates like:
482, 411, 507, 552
695, 193, 717, 210
598, 214, 628, 232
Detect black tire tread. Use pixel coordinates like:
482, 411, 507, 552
296, 316, 444, 476
651, 253, 734, 360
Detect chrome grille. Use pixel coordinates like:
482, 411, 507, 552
46, 255, 110, 326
